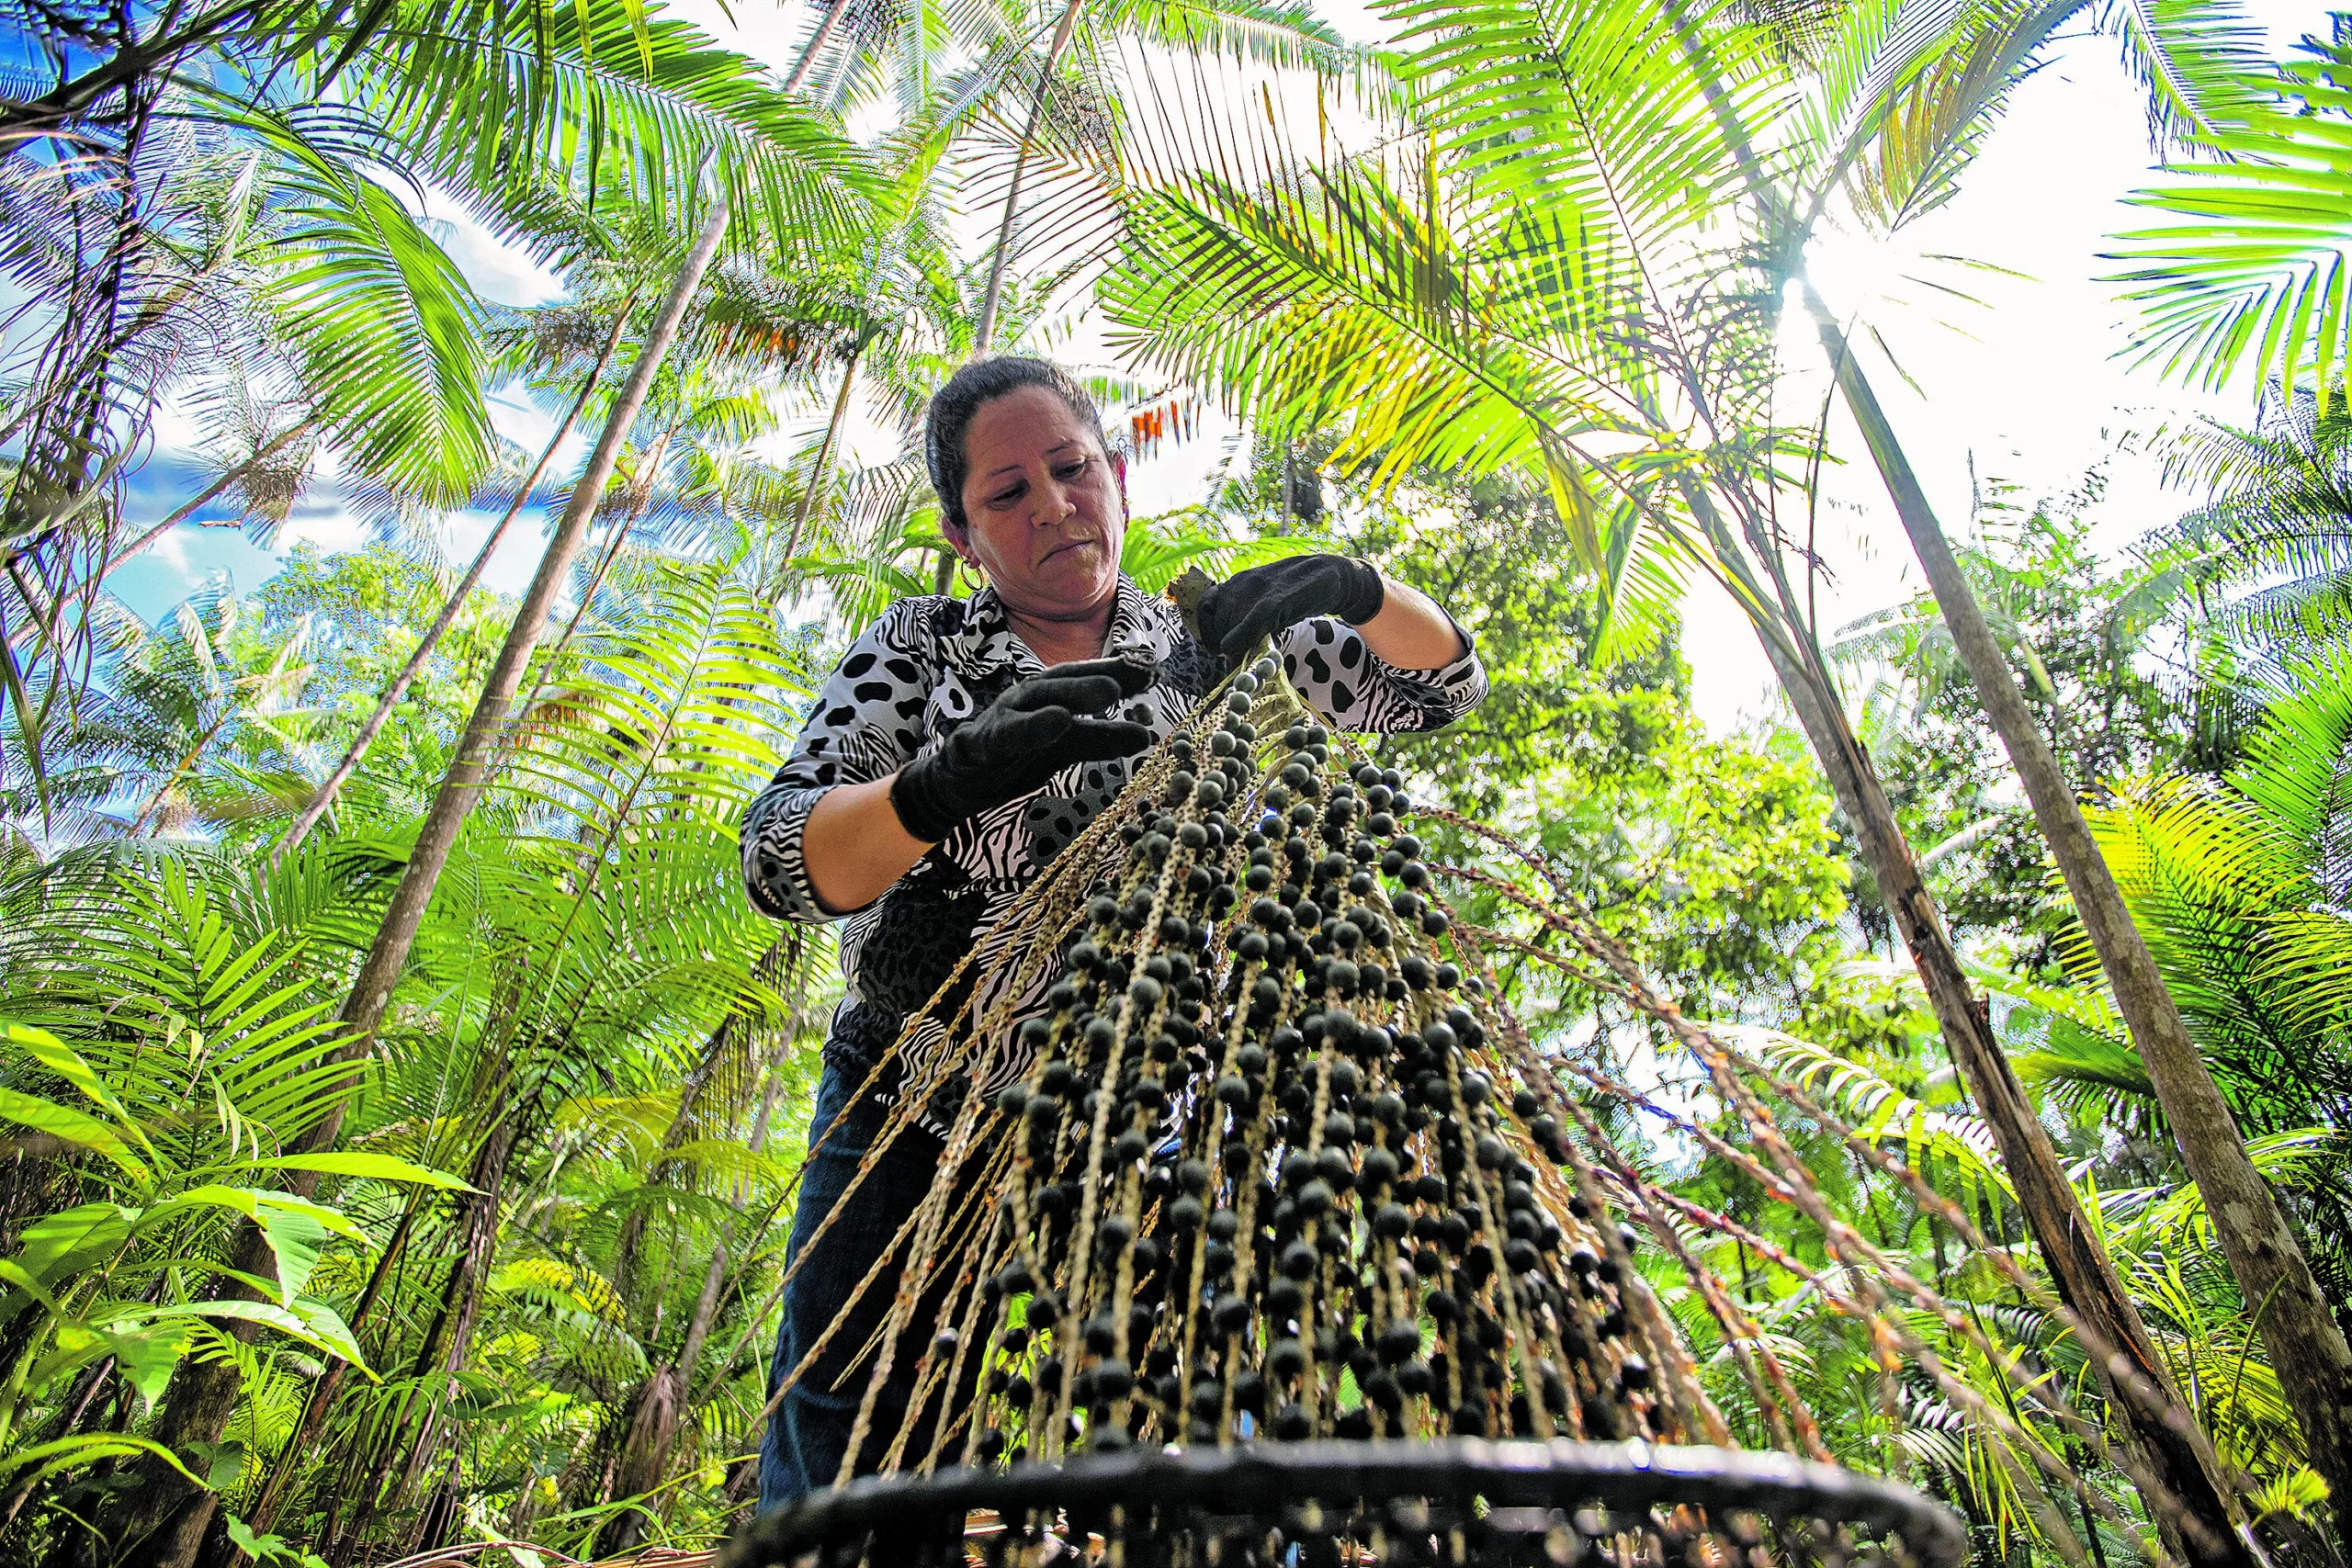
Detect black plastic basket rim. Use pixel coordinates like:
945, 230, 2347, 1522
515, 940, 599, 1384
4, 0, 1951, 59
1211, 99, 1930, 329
721, 1438, 1968, 1568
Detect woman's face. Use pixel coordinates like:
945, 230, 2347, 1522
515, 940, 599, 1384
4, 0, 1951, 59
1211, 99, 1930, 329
952, 385, 1125, 621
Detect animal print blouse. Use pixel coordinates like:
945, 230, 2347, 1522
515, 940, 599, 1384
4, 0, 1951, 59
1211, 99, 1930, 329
739, 575, 1487, 1132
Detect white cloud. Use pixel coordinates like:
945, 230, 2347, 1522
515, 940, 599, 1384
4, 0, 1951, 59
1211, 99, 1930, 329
149, 529, 194, 578
419, 190, 565, 309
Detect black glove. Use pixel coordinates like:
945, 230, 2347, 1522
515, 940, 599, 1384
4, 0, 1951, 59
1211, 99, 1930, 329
889, 657, 1156, 842
1193, 555, 1385, 663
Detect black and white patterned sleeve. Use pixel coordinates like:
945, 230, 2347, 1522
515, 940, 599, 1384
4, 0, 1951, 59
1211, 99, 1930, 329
741, 600, 942, 922
1273, 615, 1487, 734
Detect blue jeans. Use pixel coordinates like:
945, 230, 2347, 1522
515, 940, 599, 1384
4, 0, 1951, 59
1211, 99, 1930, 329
759, 1059, 959, 1512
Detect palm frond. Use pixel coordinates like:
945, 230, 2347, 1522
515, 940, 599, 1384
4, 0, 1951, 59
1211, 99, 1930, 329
333, 0, 880, 267
2108, 54, 2352, 405
243, 118, 498, 508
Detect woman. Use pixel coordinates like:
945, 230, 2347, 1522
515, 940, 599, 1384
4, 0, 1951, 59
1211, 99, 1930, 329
740, 356, 1487, 1510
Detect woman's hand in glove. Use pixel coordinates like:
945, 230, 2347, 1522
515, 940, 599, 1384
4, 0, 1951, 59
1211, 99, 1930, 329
888, 657, 1157, 842
1193, 555, 1385, 663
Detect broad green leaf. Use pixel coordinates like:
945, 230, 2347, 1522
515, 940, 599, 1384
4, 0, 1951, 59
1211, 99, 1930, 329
3, 1024, 151, 1156
286, 1298, 370, 1375
0, 1089, 150, 1185
223, 1517, 274, 1560
105, 1320, 196, 1409
254, 1207, 331, 1304
9, 1201, 135, 1287
0, 1432, 204, 1488
119, 1298, 373, 1373
138, 1187, 360, 1303
233, 1150, 475, 1190
175, 1438, 251, 1495
19, 1314, 188, 1413
28, 1321, 114, 1393
0, 1258, 63, 1317
140, 1186, 364, 1241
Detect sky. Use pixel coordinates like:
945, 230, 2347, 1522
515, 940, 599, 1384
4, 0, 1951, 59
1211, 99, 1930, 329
106, 0, 2329, 736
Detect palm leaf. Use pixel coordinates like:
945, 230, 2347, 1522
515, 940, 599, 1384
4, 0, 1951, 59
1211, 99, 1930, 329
243, 121, 497, 507
328, 0, 879, 265
2109, 59, 2352, 406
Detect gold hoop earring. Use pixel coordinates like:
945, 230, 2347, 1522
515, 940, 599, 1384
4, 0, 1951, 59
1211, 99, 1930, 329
956, 557, 987, 592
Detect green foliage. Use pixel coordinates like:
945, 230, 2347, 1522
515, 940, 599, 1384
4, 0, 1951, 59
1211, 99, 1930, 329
2110, 28, 2352, 405
1340, 470, 1690, 818
0, 945, 458, 1499
3, 585, 320, 852
332, 0, 875, 263
254, 126, 500, 502
0, 547, 825, 1558
2086, 640, 2352, 1141
1118, 505, 1317, 594
2141, 384, 2352, 656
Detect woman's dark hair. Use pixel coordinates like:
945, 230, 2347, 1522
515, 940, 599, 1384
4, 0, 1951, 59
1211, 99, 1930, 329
924, 356, 1104, 537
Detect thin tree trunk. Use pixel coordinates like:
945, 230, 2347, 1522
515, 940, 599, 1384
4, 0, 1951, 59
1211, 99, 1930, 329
610, 935, 792, 1300
545, 423, 673, 661
227, 1204, 422, 1553
64, 197, 731, 1568
593, 1246, 725, 1557
1812, 292, 2352, 1542
1750, 614, 2256, 1568
372, 1111, 522, 1549
334, 195, 727, 1056
784, 0, 854, 94
100, 419, 319, 580
610, 1016, 737, 1299
0, 1354, 115, 1528
125, 715, 227, 835
970, 0, 1086, 357
273, 299, 635, 864
488, 423, 675, 778
781, 349, 860, 575
1642, 8, 2265, 1547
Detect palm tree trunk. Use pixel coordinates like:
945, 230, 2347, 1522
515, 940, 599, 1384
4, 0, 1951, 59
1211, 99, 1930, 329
610, 1008, 747, 1298
971, 0, 1087, 357
1810, 293, 2352, 1540
379, 1111, 522, 1543
1677, 455, 2251, 1562
1644, 9, 2268, 1545
491, 423, 675, 768
1745, 613, 2258, 1567
611, 930, 797, 1299
125, 714, 228, 835
64, 197, 731, 1568
784, 0, 854, 94
595, 1043, 793, 1555
314, 1100, 522, 1567
273, 299, 635, 864
593, 1245, 726, 1557
224, 1203, 422, 1556
781, 348, 861, 574
335, 195, 727, 1055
